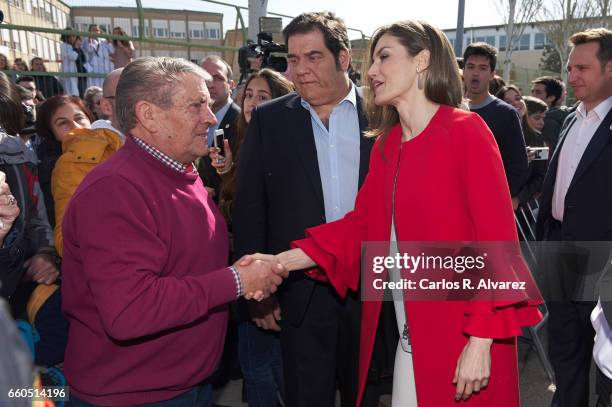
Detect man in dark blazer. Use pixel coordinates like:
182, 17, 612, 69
197, 56, 241, 200
233, 12, 374, 407
536, 28, 612, 407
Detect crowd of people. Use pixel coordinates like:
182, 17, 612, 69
1, 23, 133, 100
0, 10, 611, 407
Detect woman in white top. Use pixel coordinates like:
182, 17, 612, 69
60, 29, 79, 96
83, 24, 114, 88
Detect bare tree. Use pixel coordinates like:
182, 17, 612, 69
593, 0, 610, 27
496, 0, 543, 82
537, 0, 596, 82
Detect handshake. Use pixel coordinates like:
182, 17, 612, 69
233, 253, 288, 301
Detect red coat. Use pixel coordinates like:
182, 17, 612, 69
294, 105, 542, 406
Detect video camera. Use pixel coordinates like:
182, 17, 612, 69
238, 32, 287, 83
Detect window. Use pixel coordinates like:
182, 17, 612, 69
19, 30, 28, 53
74, 16, 92, 33
189, 21, 204, 39
44, 2, 51, 22
36, 34, 43, 57
52, 5, 58, 23
152, 20, 169, 38
93, 17, 112, 34
60, 11, 67, 29
170, 20, 186, 38
132, 18, 150, 37
499, 35, 506, 51
1, 29, 10, 48
474, 36, 496, 47
49, 40, 56, 60
113, 17, 131, 36
45, 37, 52, 59
12, 31, 20, 51
28, 32, 36, 54
519, 33, 530, 50
24, 0, 32, 14
534, 33, 548, 50
9, 0, 24, 9
191, 50, 206, 62
205, 22, 221, 39
55, 41, 60, 57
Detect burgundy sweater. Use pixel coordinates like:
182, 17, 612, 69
61, 137, 236, 405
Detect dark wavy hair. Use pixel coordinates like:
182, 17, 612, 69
35, 95, 94, 142
219, 69, 294, 221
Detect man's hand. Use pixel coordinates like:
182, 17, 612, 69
24, 254, 59, 285
453, 336, 493, 401
235, 253, 287, 301
0, 171, 20, 246
249, 295, 281, 331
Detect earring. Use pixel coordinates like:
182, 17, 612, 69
417, 69, 424, 90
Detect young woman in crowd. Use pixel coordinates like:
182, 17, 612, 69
110, 27, 135, 68
244, 21, 542, 406
60, 28, 80, 96
12, 58, 29, 72
35, 95, 93, 228
0, 53, 9, 71
210, 68, 294, 407
497, 84, 526, 118
35, 95, 121, 255
514, 95, 548, 207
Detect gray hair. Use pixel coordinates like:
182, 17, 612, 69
116, 57, 211, 134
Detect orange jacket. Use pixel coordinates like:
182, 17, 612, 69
52, 128, 123, 256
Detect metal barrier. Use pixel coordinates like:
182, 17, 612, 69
516, 199, 555, 386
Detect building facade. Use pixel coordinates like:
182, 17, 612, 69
0, 0, 70, 71
70, 6, 224, 63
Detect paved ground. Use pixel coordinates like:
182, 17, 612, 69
213, 328, 598, 406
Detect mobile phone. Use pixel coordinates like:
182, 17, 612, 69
214, 129, 225, 156
529, 146, 549, 160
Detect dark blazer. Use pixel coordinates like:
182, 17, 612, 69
233, 90, 373, 325
599, 253, 612, 327
536, 106, 612, 242
196, 102, 241, 200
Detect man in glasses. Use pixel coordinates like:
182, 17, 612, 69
91, 68, 124, 140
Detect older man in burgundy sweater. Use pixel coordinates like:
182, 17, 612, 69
61, 57, 286, 407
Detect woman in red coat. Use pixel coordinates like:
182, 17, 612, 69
244, 21, 542, 406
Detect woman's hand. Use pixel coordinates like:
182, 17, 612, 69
209, 139, 233, 174
453, 336, 493, 401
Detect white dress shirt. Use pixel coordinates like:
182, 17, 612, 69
592, 298, 612, 379
552, 97, 612, 221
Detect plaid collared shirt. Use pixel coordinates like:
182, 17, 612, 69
132, 136, 194, 173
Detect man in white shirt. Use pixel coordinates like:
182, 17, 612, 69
536, 28, 612, 407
